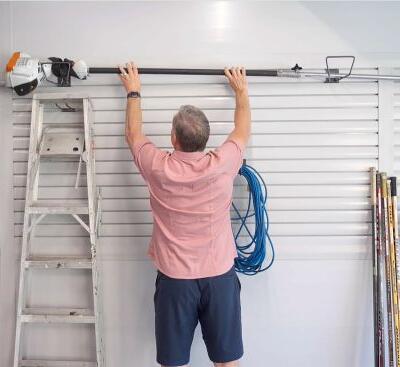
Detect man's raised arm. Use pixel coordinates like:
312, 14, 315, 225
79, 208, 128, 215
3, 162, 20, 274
118, 61, 146, 150
224, 66, 251, 147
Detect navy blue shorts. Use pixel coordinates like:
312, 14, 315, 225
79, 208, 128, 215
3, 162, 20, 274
153, 265, 243, 366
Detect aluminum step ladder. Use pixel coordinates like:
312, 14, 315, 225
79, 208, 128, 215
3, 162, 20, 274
13, 93, 104, 367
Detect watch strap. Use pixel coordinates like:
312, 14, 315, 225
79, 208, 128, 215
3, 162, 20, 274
127, 91, 141, 99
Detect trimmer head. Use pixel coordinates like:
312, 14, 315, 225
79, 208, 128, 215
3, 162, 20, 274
6, 52, 43, 96
6, 51, 88, 96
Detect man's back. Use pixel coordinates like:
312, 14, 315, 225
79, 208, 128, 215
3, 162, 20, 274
132, 138, 244, 278
120, 62, 249, 366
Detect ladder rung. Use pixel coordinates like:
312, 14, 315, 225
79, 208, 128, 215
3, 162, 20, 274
21, 308, 95, 324
28, 200, 89, 215
20, 360, 96, 367
25, 256, 92, 269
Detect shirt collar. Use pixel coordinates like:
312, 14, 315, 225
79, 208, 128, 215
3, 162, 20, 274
172, 150, 206, 160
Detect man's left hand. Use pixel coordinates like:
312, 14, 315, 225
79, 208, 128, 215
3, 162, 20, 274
118, 61, 141, 93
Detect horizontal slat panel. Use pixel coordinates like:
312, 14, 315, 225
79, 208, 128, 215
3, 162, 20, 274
13, 159, 377, 175
99, 108, 379, 122
96, 121, 378, 135
93, 134, 378, 148
13, 146, 379, 162
13, 210, 370, 225
14, 197, 369, 213
13, 120, 379, 137
14, 111, 84, 125
13, 171, 372, 187
12, 94, 378, 112
13, 133, 378, 150
14, 222, 370, 237
14, 82, 378, 98
13, 184, 369, 200
13, 108, 378, 123
12, 77, 378, 259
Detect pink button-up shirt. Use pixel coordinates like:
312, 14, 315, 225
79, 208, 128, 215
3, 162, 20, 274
132, 136, 244, 279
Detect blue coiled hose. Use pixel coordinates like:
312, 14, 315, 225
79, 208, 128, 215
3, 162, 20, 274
231, 162, 275, 275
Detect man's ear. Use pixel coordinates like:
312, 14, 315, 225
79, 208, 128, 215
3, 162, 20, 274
171, 129, 177, 148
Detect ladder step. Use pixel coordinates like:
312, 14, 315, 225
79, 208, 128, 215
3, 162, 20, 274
28, 200, 89, 215
20, 360, 96, 367
40, 131, 85, 157
25, 256, 92, 269
21, 308, 95, 324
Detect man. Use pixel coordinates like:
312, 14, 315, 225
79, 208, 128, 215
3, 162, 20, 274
119, 61, 251, 367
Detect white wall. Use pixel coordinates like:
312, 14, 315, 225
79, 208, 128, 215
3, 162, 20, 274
0, 3, 17, 367
2, 2, 400, 367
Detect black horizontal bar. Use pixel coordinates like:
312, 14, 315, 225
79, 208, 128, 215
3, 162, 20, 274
89, 67, 279, 77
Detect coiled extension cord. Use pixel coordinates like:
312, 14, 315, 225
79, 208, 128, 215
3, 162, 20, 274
231, 162, 275, 275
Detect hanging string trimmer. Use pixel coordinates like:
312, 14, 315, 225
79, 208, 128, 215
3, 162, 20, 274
6, 52, 400, 96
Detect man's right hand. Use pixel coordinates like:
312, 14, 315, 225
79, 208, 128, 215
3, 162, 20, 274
223, 66, 251, 149
224, 66, 248, 95
118, 61, 141, 93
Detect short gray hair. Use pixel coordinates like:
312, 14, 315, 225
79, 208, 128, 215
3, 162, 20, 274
172, 105, 210, 152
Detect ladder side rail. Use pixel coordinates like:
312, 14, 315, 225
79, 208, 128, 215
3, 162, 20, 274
13, 98, 41, 367
83, 99, 97, 243
31, 104, 44, 202
83, 98, 105, 367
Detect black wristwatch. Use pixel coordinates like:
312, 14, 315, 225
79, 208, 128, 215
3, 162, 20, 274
127, 91, 141, 99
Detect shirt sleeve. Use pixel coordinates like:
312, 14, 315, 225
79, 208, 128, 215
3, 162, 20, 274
214, 138, 245, 178
130, 136, 164, 182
